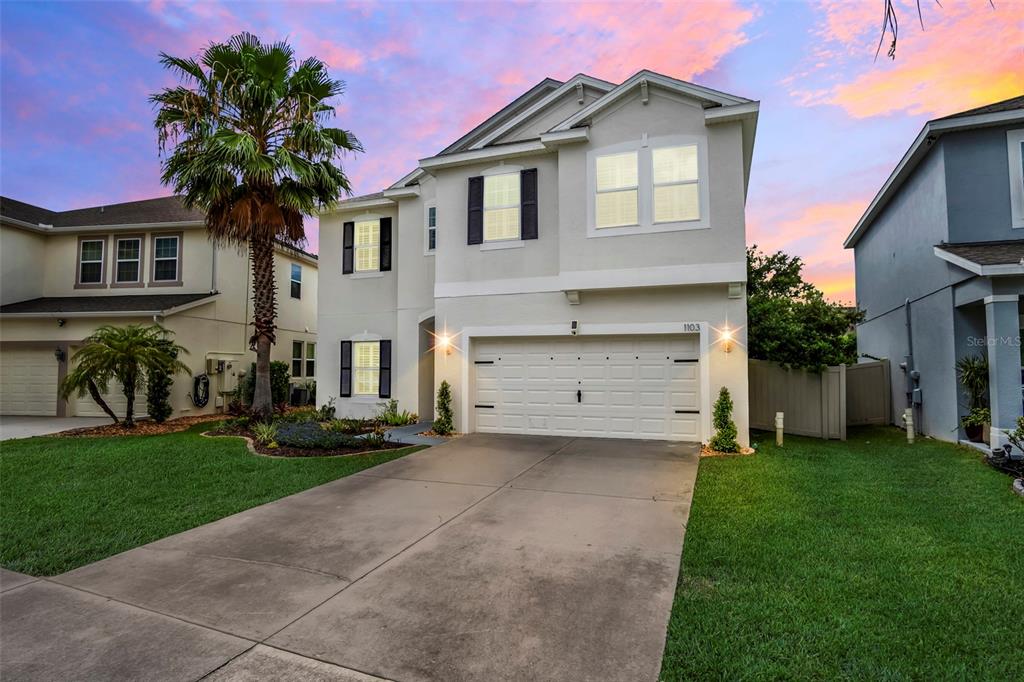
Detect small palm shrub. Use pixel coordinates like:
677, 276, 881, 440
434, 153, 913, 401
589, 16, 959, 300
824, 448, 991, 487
434, 380, 454, 435
251, 422, 278, 446
376, 399, 417, 426
709, 387, 739, 453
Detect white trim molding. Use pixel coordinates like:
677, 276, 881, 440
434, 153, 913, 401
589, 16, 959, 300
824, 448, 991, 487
383, 185, 420, 200
934, 246, 1024, 277
983, 294, 1020, 305
1008, 128, 1024, 229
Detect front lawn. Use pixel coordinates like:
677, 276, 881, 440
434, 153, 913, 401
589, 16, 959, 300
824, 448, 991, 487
662, 427, 1023, 681
0, 424, 423, 576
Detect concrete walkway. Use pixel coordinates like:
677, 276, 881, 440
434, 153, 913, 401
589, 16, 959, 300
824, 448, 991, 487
0, 416, 109, 441
0, 433, 699, 681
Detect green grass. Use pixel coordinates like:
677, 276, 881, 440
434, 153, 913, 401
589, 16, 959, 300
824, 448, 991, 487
0, 424, 423, 576
662, 427, 1024, 681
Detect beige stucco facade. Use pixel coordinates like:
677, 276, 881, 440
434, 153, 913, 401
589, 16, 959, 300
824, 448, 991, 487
0, 214, 318, 418
317, 71, 757, 443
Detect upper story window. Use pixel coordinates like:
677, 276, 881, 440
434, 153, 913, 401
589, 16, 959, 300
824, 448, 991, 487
151, 234, 181, 284
426, 204, 437, 252
483, 172, 520, 241
77, 238, 105, 286
114, 237, 142, 285
353, 341, 380, 395
595, 151, 639, 229
290, 263, 302, 299
653, 145, 700, 223
1008, 129, 1024, 229
355, 219, 380, 272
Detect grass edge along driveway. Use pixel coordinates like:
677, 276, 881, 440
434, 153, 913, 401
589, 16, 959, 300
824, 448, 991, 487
661, 426, 1024, 681
1, 424, 423, 576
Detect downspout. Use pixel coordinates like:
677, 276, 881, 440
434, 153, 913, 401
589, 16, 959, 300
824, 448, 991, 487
210, 243, 218, 293
901, 298, 921, 435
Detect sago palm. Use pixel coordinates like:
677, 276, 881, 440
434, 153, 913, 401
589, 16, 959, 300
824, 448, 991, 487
60, 325, 190, 427
151, 33, 360, 416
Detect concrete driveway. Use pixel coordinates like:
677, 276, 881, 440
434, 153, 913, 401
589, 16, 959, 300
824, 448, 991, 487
0, 416, 109, 440
1, 433, 699, 681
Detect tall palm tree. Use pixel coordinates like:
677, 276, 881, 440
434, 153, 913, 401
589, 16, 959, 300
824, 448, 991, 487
151, 33, 360, 416
60, 325, 190, 427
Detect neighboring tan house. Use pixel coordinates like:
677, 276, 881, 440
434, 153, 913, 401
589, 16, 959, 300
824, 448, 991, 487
0, 196, 318, 418
845, 96, 1024, 447
317, 70, 758, 444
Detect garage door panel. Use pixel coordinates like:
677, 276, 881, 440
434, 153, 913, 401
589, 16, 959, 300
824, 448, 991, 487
0, 349, 59, 416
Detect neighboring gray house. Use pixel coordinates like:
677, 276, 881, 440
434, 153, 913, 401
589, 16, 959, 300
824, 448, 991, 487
317, 70, 759, 444
845, 96, 1024, 447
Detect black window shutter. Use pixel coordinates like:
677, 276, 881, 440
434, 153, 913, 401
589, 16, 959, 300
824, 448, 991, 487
467, 176, 484, 245
342, 222, 354, 274
520, 168, 538, 240
378, 340, 392, 399
379, 217, 392, 271
340, 341, 352, 397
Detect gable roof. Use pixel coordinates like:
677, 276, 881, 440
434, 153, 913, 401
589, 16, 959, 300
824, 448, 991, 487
934, 239, 1024, 276
0, 292, 217, 317
0, 195, 204, 229
844, 96, 1024, 249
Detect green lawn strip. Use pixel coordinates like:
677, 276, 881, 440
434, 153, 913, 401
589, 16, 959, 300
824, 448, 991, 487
661, 427, 1023, 681
1, 423, 424, 576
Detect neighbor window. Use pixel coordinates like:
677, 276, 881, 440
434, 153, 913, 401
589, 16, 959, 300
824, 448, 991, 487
595, 151, 638, 228
1008, 129, 1024, 228
305, 342, 316, 377
426, 205, 437, 252
290, 263, 302, 299
114, 237, 142, 284
652, 145, 700, 223
292, 341, 304, 377
78, 239, 105, 284
353, 341, 380, 395
354, 219, 380, 272
152, 235, 180, 282
483, 172, 520, 241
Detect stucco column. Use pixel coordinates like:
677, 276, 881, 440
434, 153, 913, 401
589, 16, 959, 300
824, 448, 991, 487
984, 295, 1022, 447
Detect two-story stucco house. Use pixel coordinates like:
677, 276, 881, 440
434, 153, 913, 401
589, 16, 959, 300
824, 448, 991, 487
846, 96, 1024, 447
0, 196, 318, 418
317, 70, 758, 444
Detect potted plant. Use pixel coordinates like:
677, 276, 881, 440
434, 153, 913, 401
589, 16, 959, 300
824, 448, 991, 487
955, 355, 989, 443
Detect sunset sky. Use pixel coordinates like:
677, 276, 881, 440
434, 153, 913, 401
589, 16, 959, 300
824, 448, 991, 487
2, 1, 1021, 303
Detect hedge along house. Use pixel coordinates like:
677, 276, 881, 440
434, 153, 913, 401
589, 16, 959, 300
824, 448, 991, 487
317, 70, 758, 444
0, 195, 318, 418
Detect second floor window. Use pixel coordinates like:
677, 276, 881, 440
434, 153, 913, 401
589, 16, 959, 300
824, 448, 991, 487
115, 237, 142, 284
426, 205, 437, 252
355, 219, 379, 272
653, 145, 700, 223
595, 151, 638, 229
290, 263, 302, 299
483, 172, 520, 241
353, 341, 380, 395
153, 235, 180, 282
78, 239, 105, 284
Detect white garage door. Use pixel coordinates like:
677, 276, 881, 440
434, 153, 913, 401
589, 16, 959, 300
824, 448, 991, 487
0, 348, 59, 416
473, 335, 701, 441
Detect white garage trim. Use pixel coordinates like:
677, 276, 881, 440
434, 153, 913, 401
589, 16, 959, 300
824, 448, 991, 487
458, 322, 711, 442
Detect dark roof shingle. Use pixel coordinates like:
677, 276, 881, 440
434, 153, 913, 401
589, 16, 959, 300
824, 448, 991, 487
0, 195, 204, 227
0, 293, 216, 315
936, 239, 1024, 266
934, 96, 1024, 122
0, 197, 57, 225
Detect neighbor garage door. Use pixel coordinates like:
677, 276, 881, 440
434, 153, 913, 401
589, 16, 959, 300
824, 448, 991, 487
473, 335, 701, 441
0, 348, 59, 416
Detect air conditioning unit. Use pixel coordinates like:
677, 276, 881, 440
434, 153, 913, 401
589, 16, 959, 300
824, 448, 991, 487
206, 358, 225, 375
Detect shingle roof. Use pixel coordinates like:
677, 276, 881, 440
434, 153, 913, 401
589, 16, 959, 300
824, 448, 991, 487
0, 195, 204, 227
935, 240, 1024, 266
335, 191, 386, 205
934, 95, 1024, 122
0, 293, 216, 315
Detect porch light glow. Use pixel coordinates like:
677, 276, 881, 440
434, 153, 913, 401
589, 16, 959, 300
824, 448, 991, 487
427, 326, 461, 357
719, 326, 734, 353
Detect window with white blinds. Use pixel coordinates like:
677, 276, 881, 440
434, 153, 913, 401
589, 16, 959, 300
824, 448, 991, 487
353, 341, 380, 395
595, 151, 638, 228
354, 219, 380, 272
483, 172, 520, 241
653, 145, 700, 223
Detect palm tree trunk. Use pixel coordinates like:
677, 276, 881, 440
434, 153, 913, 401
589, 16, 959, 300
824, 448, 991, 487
123, 371, 137, 428
86, 379, 119, 424
250, 237, 277, 417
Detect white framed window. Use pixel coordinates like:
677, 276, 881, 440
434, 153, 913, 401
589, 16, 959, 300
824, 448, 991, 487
114, 237, 142, 284
354, 219, 380, 272
353, 341, 380, 395
290, 263, 302, 299
292, 341, 304, 377
152, 234, 180, 282
652, 145, 700, 223
1009, 129, 1024, 229
305, 342, 316, 378
425, 203, 437, 253
78, 238, 105, 285
483, 172, 520, 242
595, 151, 638, 228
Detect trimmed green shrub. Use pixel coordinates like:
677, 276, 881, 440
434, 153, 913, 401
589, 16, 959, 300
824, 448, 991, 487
275, 421, 363, 449
434, 380, 454, 435
251, 422, 278, 445
709, 387, 739, 453
146, 340, 178, 423
376, 399, 417, 426
324, 417, 375, 435
239, 361, 291, 406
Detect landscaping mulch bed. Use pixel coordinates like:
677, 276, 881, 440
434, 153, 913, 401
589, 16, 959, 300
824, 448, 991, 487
206, 423, 396, 458
700, 444, 755, 458
58, 414, 226, 438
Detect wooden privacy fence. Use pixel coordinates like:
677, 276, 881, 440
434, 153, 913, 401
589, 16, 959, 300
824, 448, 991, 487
748, 359, 891, 440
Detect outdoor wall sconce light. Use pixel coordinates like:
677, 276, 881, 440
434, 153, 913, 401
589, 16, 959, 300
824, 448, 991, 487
438, 334, 453, 356
719, 326, 734, 353
53, 347, 65, 363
